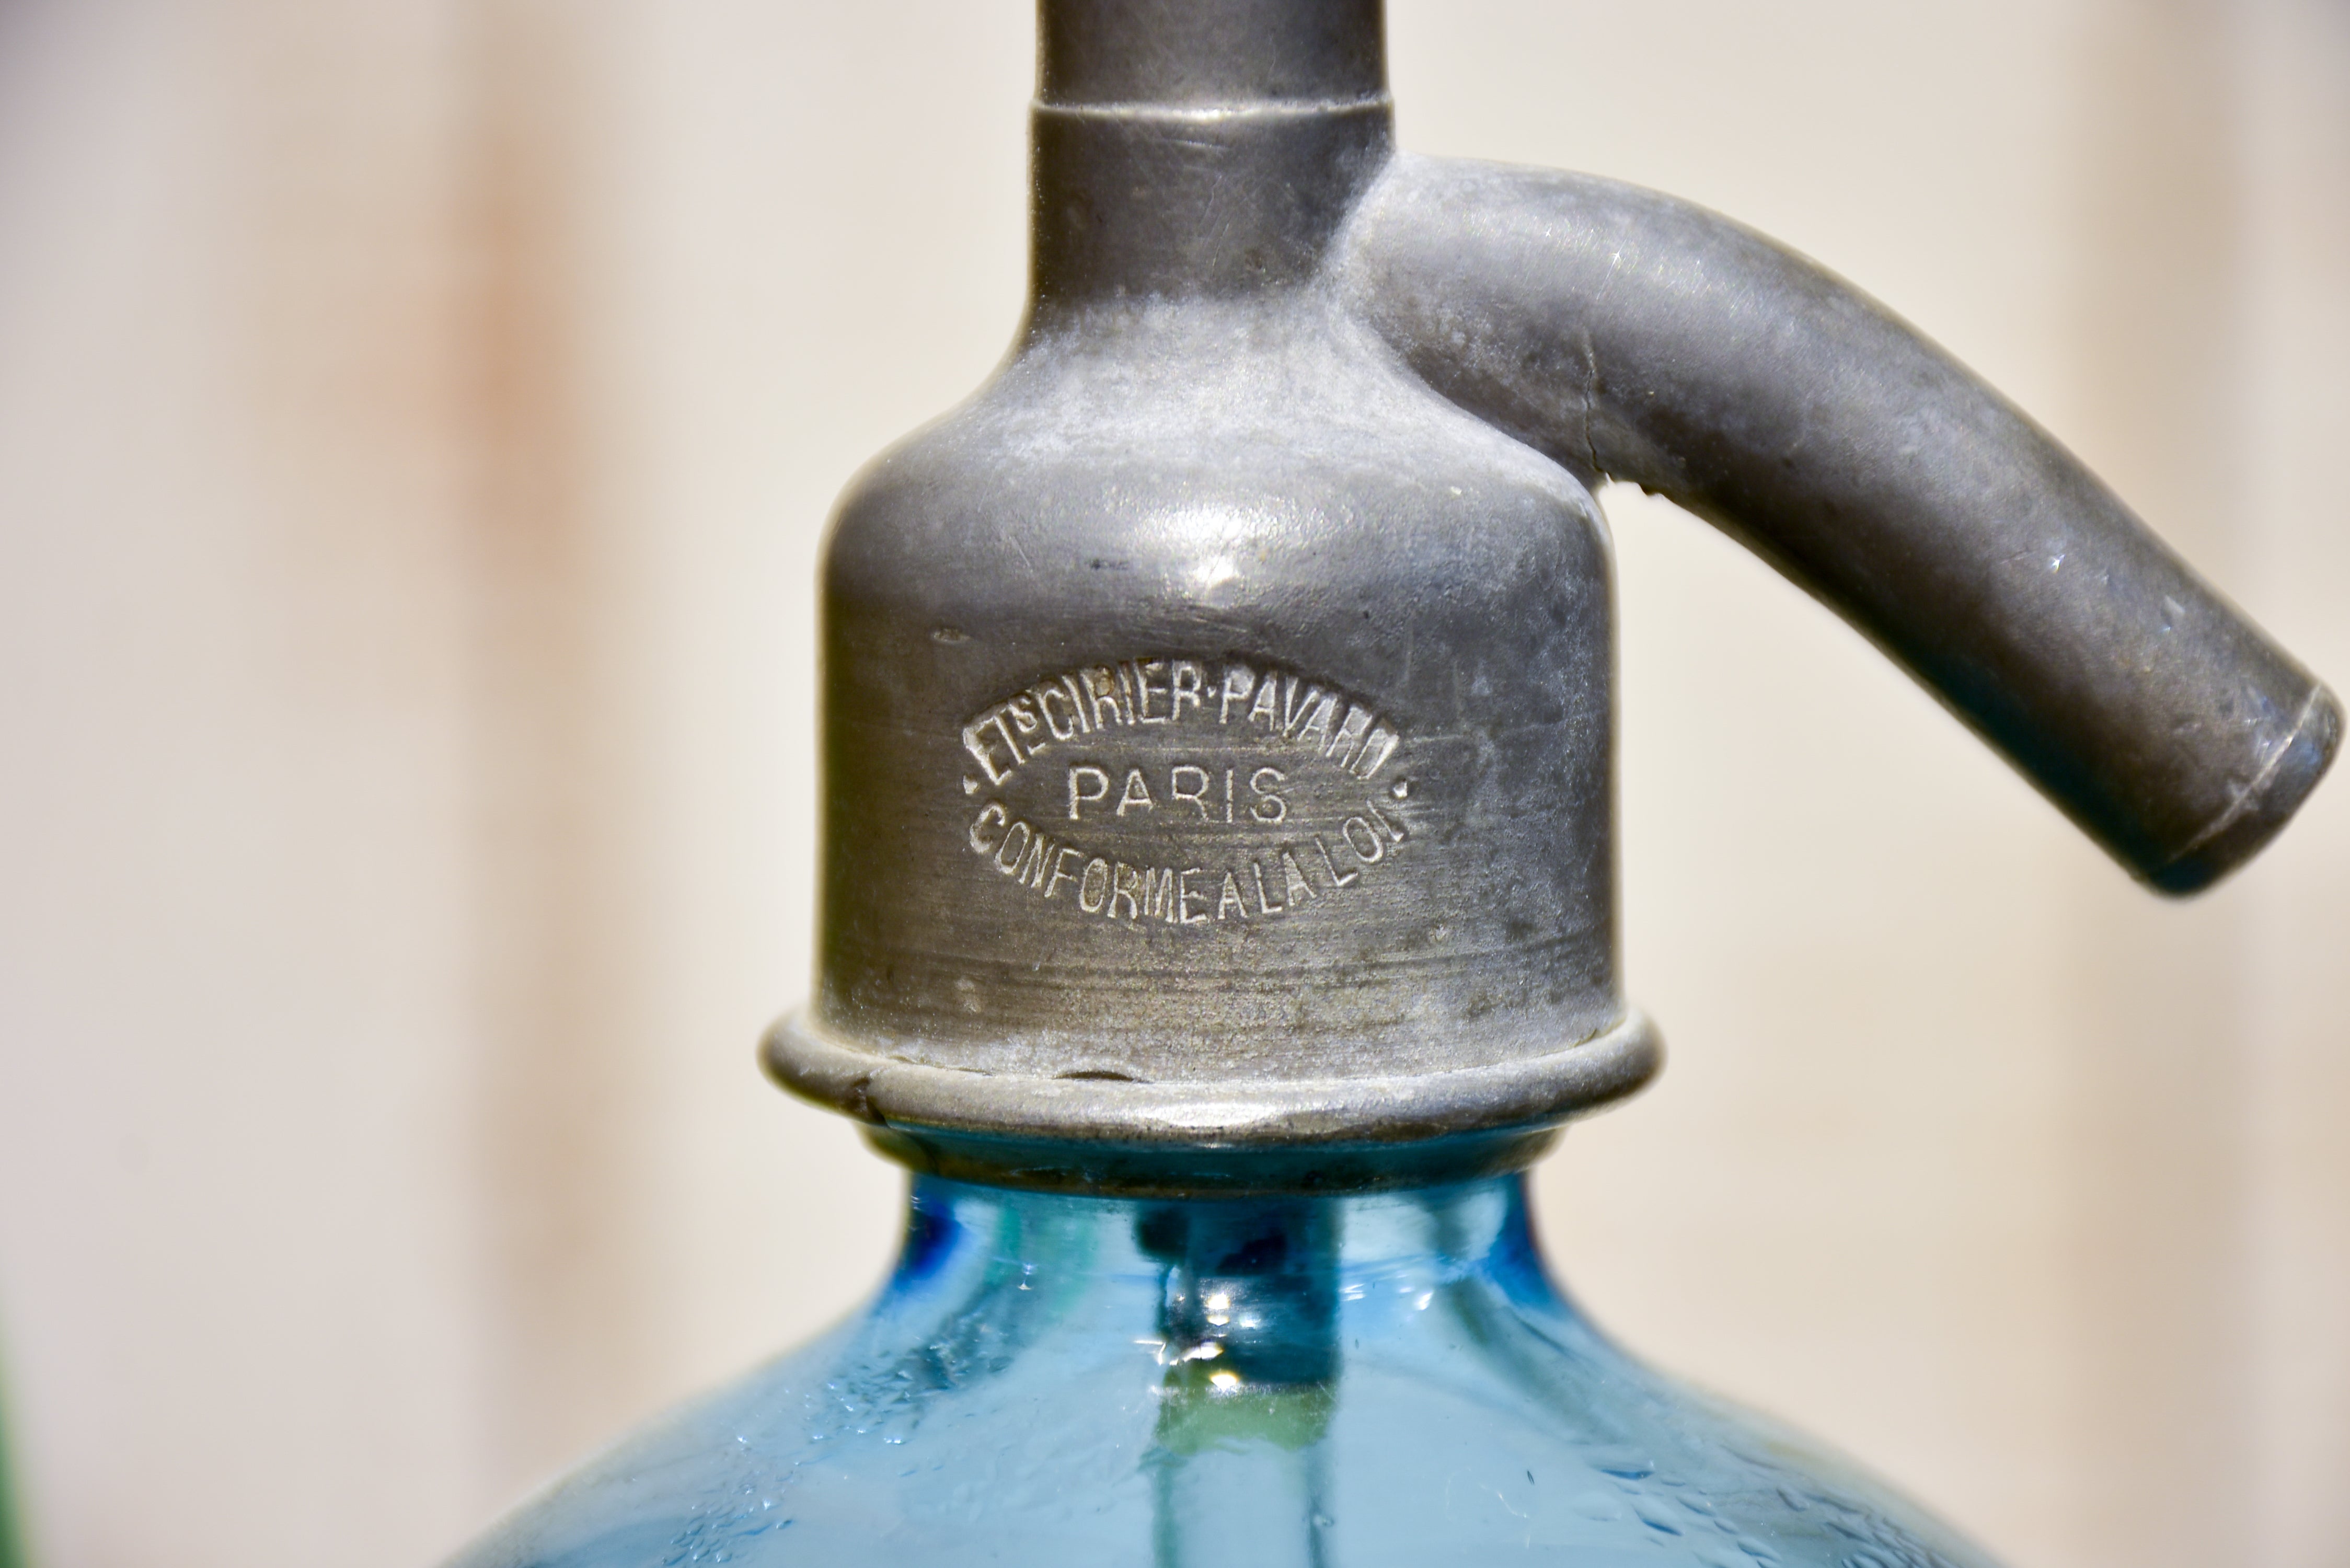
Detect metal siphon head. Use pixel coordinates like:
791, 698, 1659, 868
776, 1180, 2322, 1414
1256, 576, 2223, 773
763, 0, 2338, 1192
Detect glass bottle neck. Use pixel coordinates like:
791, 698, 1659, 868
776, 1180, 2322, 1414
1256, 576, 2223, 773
869, 1172, 1567, 1566
880, 1169, 1565, 1363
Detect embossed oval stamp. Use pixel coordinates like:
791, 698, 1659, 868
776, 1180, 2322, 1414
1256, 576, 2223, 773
959, 656, 1411, 925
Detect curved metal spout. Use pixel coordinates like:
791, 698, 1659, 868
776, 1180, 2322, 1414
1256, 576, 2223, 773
1342, 155, 2339, 893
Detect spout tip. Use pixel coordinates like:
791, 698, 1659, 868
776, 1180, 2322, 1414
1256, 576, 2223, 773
2146, 683, 2342, 896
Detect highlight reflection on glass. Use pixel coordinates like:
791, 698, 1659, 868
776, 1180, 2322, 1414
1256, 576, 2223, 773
451, 1172, 1996, 1567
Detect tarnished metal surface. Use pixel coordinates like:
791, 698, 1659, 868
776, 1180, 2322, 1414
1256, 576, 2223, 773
764, 0, 2336, 1173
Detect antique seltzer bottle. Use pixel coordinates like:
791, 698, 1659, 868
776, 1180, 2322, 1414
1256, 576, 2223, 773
447, 2, 2340, 1564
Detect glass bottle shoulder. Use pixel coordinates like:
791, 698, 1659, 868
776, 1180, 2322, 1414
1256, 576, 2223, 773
449, 1175, 1997, 1568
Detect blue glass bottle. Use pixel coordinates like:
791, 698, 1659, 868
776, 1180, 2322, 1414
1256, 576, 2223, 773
451, 1166, 1993, 1567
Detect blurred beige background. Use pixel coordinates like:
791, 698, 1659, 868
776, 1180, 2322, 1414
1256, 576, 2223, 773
0, 1, 2344, 1564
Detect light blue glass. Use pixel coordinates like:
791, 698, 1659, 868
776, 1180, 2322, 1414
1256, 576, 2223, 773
451, 1170, 1996, 1567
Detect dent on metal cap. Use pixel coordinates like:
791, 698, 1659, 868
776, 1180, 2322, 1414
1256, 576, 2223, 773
764, 0, 2338, 1187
